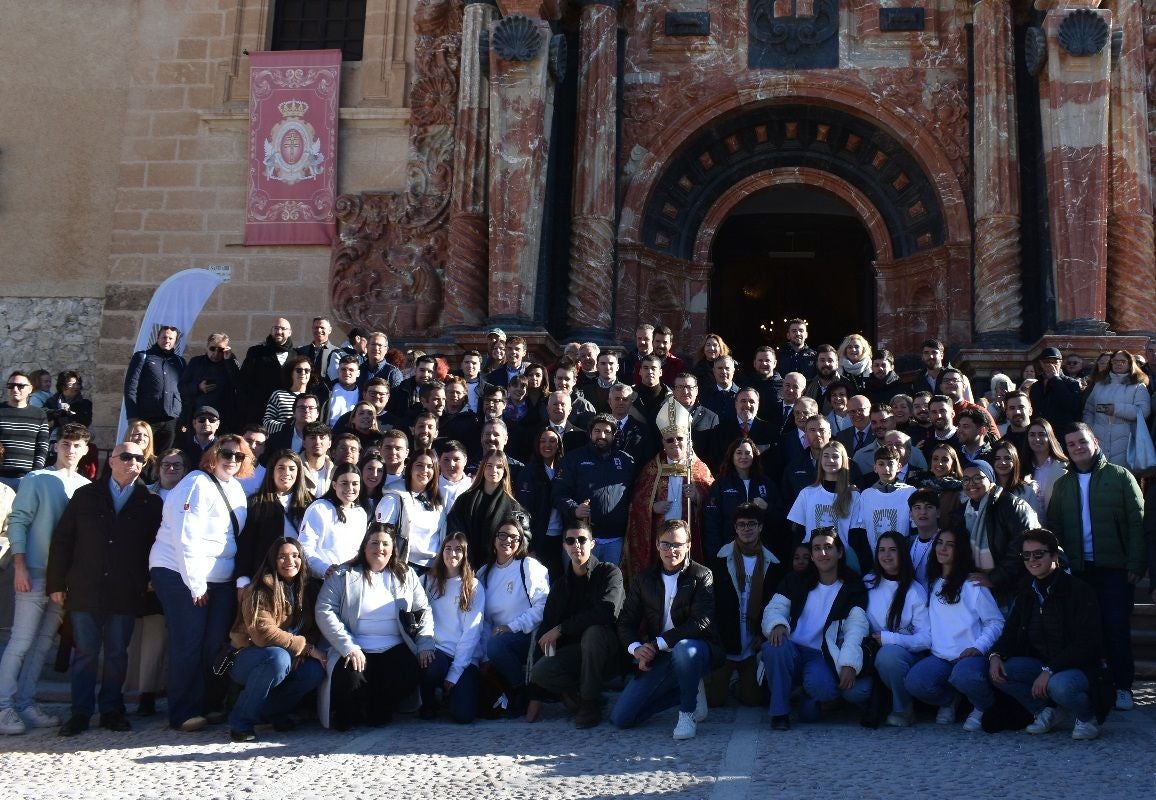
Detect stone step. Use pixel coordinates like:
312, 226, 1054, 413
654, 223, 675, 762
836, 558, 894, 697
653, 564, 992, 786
1136, 660, 1156, 680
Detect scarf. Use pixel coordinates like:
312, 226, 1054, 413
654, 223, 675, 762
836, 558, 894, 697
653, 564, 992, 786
733, 539, 766, 639
841, 356, 871, 377
963, 492, 994, 570
266, 334, 294, 354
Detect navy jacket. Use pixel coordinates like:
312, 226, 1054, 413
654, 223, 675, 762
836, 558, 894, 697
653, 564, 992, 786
552, 445, 637, 539
124, 344, 185, 421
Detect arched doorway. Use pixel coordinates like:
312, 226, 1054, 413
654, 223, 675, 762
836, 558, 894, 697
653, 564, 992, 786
709, 186, 875, 360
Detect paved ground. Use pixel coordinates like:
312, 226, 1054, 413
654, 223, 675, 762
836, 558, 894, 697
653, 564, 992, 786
0, 683, 1152, 799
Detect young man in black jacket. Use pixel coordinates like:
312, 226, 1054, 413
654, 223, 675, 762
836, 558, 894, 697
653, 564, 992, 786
611, 519, 723, 740
988, 529, 1105, 740
705, 503, 784, 707
526, 521, 624, 728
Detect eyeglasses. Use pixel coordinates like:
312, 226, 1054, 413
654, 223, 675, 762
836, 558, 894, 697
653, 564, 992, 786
495, 532, 521, 543
963, 475, 991, 485
674, 384, 696, 391
115, 453, 146, 464
160, 462, 184, 471
1020, 549, 1051, 562
663, 437, 685, 444
6, 383, 30, 390
564, 536, 589, 546
657, 541, 688, 551
218, 450, 246, 463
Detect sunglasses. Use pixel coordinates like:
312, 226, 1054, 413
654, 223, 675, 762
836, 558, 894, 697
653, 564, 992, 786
160, 462, 184, 471
657, 541, 688, 551
1020, 549, 1051, 562
564, 536, 589, 546
207, 346, 227, 353
293, 367, 311, 374
218, 450, 246, 463
116, 453, 146, 464
6, 383, 30, 390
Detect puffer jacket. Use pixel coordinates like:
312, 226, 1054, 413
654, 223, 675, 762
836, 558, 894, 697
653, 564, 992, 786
762, 571, 869, 675
1048, 451, 1145, 576
1083, 376, 1150, 468
124, 344, 185, 421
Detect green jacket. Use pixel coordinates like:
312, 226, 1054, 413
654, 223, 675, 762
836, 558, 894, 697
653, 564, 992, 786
1047, 452, 1145, 576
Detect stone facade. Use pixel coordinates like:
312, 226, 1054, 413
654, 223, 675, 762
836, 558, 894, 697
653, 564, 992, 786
4, 0, 1156, 446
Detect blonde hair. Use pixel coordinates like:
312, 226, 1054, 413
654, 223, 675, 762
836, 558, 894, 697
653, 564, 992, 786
812, 441, 856, 519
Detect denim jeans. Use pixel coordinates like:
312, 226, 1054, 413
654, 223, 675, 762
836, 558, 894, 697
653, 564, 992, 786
150, 567, 236, 727
486, 630, 532, 690
904, 654, 994, 711
228, 646, 325, 732
420, 648, 480, 724
69, 611, 136, 718
0, 576, 63, 711
1082, 565, 1134, 691
592, 538, 623, 567
874, 644, 922, 713
611, 639, 712, 728
759, 639, 872, 718
993, 656, 1093, 721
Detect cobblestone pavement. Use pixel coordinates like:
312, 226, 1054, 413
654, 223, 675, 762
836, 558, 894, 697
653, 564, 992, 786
0, 684, 1152, 799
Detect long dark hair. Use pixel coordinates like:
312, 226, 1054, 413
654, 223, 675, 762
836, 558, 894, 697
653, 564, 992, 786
347, 522, 408, 585
865, 530, 916, 632
716, 436, 765, 480
799, 526, 858, 592
406, 449, 442, 510
320, 462, 362, 524
253, 537, 310, 617
426, 532, 477, 612
992, 439, 1026, 493
253, 449, 313, 527
926, 529, 976, 604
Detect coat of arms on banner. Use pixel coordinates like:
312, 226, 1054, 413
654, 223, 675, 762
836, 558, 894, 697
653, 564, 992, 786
262, 99, 325, 184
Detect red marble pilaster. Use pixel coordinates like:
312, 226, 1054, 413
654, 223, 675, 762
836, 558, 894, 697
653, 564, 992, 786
1039, 4, 1113, 330
445, 0, 497, 328
1107, 0, 1156, 333
972, 0, 1023, 336
568, 0, 619, 334
487, 12, 555, 320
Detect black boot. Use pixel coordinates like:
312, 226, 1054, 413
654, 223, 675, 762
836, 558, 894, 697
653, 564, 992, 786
136, 692, 156, 717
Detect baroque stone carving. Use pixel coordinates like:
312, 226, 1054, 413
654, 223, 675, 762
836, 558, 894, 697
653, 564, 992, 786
1059, 9, 1110, 56
749, 0, 839, 69
869, 70, 970, 190
549, 34, 567, 82
1025, 27, 1047, 76
491, 14, 541, 61
329, 0, 461, 337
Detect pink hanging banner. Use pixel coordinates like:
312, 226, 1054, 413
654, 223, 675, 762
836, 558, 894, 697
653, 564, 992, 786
244, 50, 342, 245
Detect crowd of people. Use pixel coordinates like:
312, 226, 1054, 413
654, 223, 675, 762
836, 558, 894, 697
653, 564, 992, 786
0, 316, 1152, 744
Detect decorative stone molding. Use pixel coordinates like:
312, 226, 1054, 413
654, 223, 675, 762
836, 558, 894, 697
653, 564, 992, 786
1058, 8, 1110, 56
549, 34, 567, 82
491, 14, 541, 61
1025, 27, 1048, 75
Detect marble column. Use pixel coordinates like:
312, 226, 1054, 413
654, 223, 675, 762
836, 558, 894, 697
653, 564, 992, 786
1106, 0, 1156, 333
567, 0, 618, 335
487, 0, 559, 321
445, 0, 497, 328
972, 0, 1023, 338
1038, 1, 1113, 332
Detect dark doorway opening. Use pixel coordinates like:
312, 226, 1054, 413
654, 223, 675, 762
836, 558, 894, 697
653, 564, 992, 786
708, 187, 876, 364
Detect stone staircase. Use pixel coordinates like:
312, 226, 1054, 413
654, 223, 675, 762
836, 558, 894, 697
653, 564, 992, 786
1134, 579, 1155, 680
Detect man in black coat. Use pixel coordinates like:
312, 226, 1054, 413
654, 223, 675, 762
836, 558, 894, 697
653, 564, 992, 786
179, 333, 241, 432
708, 387, 776, 475
671, 373, 719, 464
526, 520, 624, 728
46, 442, 164, 736
239, 318, 295, 426
1029, 347, 1084, 430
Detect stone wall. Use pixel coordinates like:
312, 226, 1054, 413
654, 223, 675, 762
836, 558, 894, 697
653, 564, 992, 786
0, 296, 105, 384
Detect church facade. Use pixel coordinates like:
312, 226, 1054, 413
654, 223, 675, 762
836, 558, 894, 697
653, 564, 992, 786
3, 0, 1155, 438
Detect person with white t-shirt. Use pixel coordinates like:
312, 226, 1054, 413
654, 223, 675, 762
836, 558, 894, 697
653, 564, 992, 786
437, 441, 471, 510
849, 445, 916, 571
326, 356, 361, 427
297, 464, 368, 581
906, 488, 943, 590
759, 528, 871, 730
787, 441, 863, 573
375, 450, 446, 574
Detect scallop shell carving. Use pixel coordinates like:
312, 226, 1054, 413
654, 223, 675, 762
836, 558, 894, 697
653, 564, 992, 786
1058, 8, 1109, 57
1024, 26, 1047, 76
549, 34, 567, 82
491, 14, 541, 62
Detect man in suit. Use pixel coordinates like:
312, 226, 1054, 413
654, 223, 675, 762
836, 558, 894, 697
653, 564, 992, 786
295, 317, 339, 379
768, 372, 806, 439
263, 393, 320, 463
609, 383, 656, 464
773, 397, 818, 482
541, 391, 591, 454
834, 395, 874, 455
671, 373, 719, 461
238, 318, 295, 426
782, 414, 831, 509
708, 387, 775, 473
702, 356, 742, 419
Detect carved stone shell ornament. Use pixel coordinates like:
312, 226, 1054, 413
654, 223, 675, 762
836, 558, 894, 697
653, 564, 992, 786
549, 33, 567, 82
1058, 8, 1109, 57
1024, 26, 1047, 77
491, 14, 540, 61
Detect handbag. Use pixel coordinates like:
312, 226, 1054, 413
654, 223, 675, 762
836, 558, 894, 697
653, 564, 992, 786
1127, 414, 1156, 476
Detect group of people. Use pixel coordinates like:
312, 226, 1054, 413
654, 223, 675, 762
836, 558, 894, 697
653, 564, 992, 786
0, 316, 1151, 744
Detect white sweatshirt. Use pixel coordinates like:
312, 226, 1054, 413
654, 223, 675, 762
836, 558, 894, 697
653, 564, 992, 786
926, 578, 1004, 660
865, 575, 931, 652
149, 471, 247, 599
479, 557, 550, 633
297, 499, 369, 580
424, 574, 485, 684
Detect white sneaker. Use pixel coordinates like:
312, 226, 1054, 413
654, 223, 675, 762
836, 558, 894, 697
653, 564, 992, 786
20, 704, 58, 729
1072, 718, 1100, 740
693, 680, 708, 723
1025, 706, 1058, 735
0, 708, 28, 735
672, 711, 697, 740
935, 705, 955, 725
962, 709, 984, 732
1115, 689, 1133, 711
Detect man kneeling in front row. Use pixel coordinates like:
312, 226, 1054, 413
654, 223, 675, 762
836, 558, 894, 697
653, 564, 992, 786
526, 520, 624, 728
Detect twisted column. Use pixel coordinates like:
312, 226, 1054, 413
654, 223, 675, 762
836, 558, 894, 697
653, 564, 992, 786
972, 0, 1023, 336
567, 0, 618, 332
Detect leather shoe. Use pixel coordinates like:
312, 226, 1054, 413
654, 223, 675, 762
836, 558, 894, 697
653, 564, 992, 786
770, 715, 791, 731
135, 693, 156, 717
229, 729, 256, 743
58, 715, 90, 737
574, 700, 602, 729
100, 712, 132, 732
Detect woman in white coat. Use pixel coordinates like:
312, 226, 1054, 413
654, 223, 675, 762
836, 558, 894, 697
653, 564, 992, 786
1083, 350, 1151, 469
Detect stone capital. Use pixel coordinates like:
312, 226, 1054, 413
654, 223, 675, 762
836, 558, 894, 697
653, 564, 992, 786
579, 0, 619, 9
463, 0, 498, 5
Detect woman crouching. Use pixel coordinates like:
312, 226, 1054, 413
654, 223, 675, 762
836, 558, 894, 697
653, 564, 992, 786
226, 538, 325, 742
